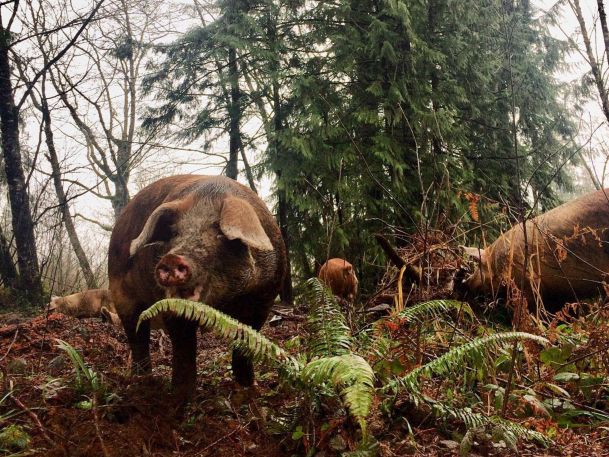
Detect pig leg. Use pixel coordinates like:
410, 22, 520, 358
232, 305, 271, 386
165, 317, 198, 400
122, 311, 151, 374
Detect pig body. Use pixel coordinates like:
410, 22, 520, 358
48, 289, 115, 318
318, 258, 358, 301
462, 189, 609, 311
108, 175, 286, 399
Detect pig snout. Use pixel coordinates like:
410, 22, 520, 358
155, 254, 192, 287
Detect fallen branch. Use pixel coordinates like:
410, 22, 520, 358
11, 393, 56, 448
375, 234, 422, 283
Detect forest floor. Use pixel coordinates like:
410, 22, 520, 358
0, 303, 608, 457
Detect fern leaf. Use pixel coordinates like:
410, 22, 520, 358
433, 401, 550, 446
414, 396, 551, 446
304, 278, 353, 357
385, 331, 548, 393
398, 299, 473, 323
302, 354, 375, 433
137, 299, 302, 374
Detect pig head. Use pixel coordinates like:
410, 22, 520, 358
48, 289, 114, 318
318, 258, 358, 301
108, 175, 286, 400
460, 188, 609, 312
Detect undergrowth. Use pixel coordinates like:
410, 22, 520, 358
139, 279, 556, 455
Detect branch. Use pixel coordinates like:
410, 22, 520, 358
16, 0, 106, 110
374, 234, 421, 284
75, 212, 113, 231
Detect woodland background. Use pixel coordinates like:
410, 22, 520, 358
3, 1, 609, 456
0, 0, 606, 304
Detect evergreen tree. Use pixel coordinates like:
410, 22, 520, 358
143, 0, 577, 295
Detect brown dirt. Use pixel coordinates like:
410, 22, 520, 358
1, 309, 608, 457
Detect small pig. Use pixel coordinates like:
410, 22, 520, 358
108, 175, 287, 400
318, 258, 358, 301
461, 188, 609, 311
48, 289, 115, 318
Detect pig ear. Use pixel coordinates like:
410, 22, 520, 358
220, 197, 273, 251
130, 199, 189, 256
460, 245, 487, 263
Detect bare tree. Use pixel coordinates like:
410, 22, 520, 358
50, 0, 171, 221
0, 0, 103, 299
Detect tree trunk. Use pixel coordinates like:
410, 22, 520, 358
273, 80, 293, 304
227, 45, 241, 180
572, 0, 609, 123
40, 80, 98, 288
597, 0, 609, 67
0, 224, 17, 287
111, 164, 130, 218
0, 36, 42, 299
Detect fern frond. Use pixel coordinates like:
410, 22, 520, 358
385, 331, 548, 393
397, 299, 473, 323
302, 354, 375, 433
433, 402, 550, 446
304, 278, 352, 357
137, 299, 302, 374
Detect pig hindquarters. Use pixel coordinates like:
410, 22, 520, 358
462, 188, 609, 311
318, 258, 358, 301
108, 175, 286, 399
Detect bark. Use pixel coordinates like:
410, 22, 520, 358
0, 34, 42, 298
273, 79, 293, 304
227, 45, 241, 180
572, 0, 609, 123
40, 79, 98, 288
240, 144, 257, 193
597, 0, 609, 68
0, 224, 18, 287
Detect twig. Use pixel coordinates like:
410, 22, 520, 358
92, 395, 111, 457
11, 394, 56, 448
0, 328, 18, 362
196, 424, 244, 456
271, 309, 305, 321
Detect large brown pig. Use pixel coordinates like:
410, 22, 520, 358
108, 175, 286, 399
461, 189, 609, 311
48, 289, 115, 318
318, 258, 358, 301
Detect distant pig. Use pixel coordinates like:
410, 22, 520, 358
460, 189, 609, 311
318, 258, 358, 301
48, 289, 115, 318
108, 175, 287, 400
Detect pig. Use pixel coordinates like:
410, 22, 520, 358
461, 188, 609, 311
318, 258, 358, 301
108, 175, 287, 400
100, 305, 165, 330
48, 289, 115, 318
99, 306, 126, 326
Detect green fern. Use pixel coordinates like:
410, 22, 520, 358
434, 402, 550, 446
304, 278, 353, 357
302, 354, 375, 433
385, 331, 548, 394
398, 299, 474, 323
137, 299, 301, 373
